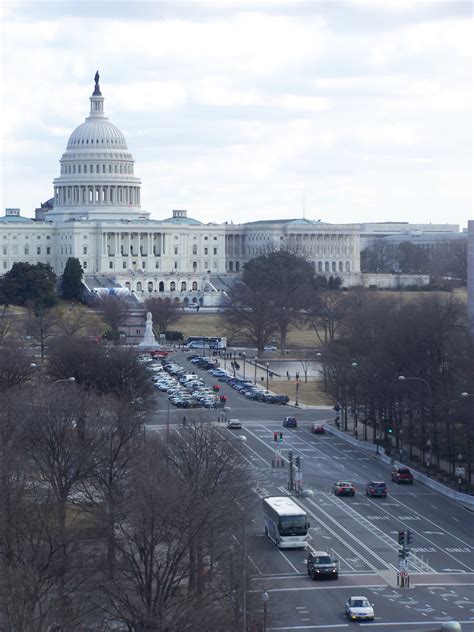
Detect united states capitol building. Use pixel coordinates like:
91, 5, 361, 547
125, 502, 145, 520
0, 74, 460, 305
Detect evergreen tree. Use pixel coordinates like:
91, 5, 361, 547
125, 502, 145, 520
2, 262, 57, 308
61, 257, 84, 300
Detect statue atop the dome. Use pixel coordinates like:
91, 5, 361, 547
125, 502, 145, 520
93, 70, 102, 96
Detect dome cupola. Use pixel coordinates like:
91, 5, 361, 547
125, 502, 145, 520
48, 72, 149, 222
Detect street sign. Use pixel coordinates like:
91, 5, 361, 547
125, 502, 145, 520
399, 559, 409, 571
455, 467, 465, 477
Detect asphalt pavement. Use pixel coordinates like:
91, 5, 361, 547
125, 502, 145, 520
146, 352, 474, 631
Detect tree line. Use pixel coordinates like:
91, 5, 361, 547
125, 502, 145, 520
317, 292, 474, 487
361, 238, 467, 284
0, 341, 259, 631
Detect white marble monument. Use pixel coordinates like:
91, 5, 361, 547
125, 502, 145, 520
138, 311, 160, 349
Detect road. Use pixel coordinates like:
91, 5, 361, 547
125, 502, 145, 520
147, 352, 474, 630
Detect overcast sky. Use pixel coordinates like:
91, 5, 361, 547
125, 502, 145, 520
1, 0, 472, 228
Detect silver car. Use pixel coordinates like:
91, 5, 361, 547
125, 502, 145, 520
345, 596, 374, 621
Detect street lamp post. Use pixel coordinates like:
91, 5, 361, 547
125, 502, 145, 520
254, 357, 258, 385
262, 591, 270, 632
398, 375, 433, 477
295, 379, 300, 407
243, 352, 246, 380
266, 363, 269, 391
232, 349, 236, 377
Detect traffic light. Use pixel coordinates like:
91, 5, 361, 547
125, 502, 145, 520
387, 422, 394, 434
295, 456, 301, 468
273, 432, 278, 442
288, 450, 293, 462
334, 403, 341, 412
279, 432, 284, 443
406, 530, 412, 546
398, 530, 405, 545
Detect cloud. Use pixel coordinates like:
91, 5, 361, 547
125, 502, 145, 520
0, 2, 471, 229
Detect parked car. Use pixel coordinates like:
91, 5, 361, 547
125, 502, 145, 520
283, 417, 297, 428
307, 551, 338, 580
366, 481, 387, 498
264, 345, 278, 352
345, 596, 374, 621
333, 481, 355, 496
311, 424, 325, 434
391, 467, 414, 484
226, 419, 242, 429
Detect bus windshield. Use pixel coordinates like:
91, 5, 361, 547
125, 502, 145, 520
278, 515, 307, 535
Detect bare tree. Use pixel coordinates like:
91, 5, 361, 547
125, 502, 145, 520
25, 305, 57, 359
99, 294, 130, 339
143, 296, 182, 334
22, 386, 105, 629
0, 305, 13, 344
306, 291, 351, 346
0, 344, 36, 389
223, 281, 278, 357
97, 423, 252, 631
48, 339, 153, 403
54, 304, 103, 339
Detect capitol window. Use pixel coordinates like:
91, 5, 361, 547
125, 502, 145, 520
84, 165, 87, 173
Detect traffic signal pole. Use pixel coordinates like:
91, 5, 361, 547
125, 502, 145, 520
397, 530, 412, 587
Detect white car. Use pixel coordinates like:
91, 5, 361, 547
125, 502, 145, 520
345, 596, 374, 621
264, 345, 278, 352
226, 419, 242, 429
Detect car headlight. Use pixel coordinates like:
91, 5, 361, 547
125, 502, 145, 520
331, 569, 336, 572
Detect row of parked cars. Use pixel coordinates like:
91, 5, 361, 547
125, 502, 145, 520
150, 359, 223, 409
187, 355, 290, 405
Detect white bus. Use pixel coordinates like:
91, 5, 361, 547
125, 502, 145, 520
187, 336, 227, 350
262, 496, 309, 549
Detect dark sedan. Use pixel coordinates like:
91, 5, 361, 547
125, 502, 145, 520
366, 481, 387, 498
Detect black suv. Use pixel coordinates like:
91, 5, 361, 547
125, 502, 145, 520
307, 551, 338, 580
283, 417, 297, 428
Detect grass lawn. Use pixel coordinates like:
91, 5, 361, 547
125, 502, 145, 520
271, 379, 333, 406
176, 313, 320, 349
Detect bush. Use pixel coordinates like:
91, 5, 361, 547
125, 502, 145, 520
165, 330, 184, 341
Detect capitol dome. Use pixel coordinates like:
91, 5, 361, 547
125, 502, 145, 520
47, 72, 148, 223
66, 119, 128, 151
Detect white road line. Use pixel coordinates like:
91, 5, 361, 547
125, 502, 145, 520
284, 489, 385, 572
277, 549, 301, 574
363, 496, 474, 572
382, 494, 474, 551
